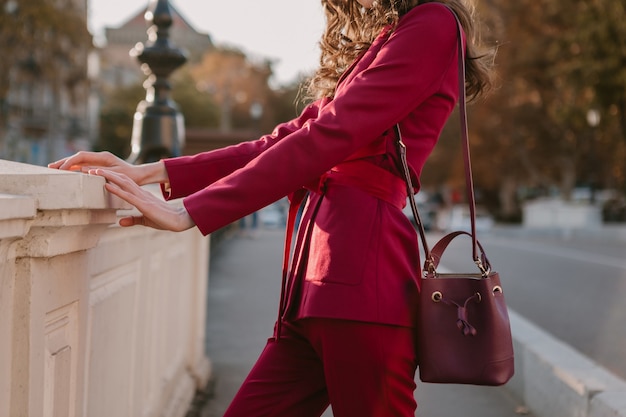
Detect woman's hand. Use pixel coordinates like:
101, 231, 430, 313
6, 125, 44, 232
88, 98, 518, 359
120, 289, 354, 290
90, 169, 195, 232
48, 151, 168, 186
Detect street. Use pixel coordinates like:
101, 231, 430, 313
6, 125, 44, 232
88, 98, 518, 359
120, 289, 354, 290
201, 228, 533, 417
430, 228, 626, 381
200, 225, 626, 416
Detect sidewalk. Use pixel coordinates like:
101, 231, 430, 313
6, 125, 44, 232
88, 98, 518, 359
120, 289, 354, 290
200, 227, 532, 417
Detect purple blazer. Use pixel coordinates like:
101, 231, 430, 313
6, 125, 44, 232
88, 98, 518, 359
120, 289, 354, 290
163, 3, 461, 328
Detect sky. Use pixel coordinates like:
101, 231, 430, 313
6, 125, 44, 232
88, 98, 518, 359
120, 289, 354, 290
89, 0, 326, 85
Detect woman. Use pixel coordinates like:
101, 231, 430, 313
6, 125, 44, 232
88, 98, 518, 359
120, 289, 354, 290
50, 0, 493, 415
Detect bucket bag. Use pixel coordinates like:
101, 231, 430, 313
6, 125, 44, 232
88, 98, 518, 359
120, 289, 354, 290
396, 7, 515, 386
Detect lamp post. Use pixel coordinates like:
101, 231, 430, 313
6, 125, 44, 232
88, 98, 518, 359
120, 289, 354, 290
586, 109, 601, 204
127, 0, 188, 164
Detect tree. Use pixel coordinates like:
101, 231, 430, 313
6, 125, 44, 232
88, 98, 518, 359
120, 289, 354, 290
0, 0, 92, 106
96, 73, 221, 158
267, 75, 313, 128
171, 69, 221, 128
577, 0, 626, 194
189, 47, 276, 132
0, 0, 93, 164
95, 44, 311, 158
436, 0, 626, 219
95, 84, 144, 158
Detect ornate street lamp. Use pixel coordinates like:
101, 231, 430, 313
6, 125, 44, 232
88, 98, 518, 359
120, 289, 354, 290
127, 0, 188, 164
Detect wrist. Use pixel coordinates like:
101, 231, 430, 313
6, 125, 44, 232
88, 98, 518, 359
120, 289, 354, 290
136, 161, 169, 185
177, 206, 196, 231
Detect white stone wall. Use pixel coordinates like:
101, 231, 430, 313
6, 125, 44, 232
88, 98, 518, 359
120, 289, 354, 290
0, 159, 210, 417
522, 198, 602, 229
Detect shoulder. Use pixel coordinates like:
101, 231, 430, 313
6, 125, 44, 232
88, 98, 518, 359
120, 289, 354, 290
391, 2, 458, 49
396, 2, 457, 35
404, 2, 456, 20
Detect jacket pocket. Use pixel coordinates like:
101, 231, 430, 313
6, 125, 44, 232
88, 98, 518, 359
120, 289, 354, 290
305, 185, 378, 286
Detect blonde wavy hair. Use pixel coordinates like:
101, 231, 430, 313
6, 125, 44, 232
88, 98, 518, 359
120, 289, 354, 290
306, 0, 494, 102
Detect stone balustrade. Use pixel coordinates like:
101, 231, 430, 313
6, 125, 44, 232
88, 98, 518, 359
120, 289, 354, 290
0, 159, 211, 417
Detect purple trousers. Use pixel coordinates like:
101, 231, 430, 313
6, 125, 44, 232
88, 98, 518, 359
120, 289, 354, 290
224, 318, 418, 417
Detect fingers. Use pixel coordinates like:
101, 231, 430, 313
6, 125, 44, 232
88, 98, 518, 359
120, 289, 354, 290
91, 167, 126, 182
48, 151, 116, 171
47, 157, 75, 170
90, 169, 192, 232
99, 171, 145, 207
119, 216, 147, 228
94, 169, 166, 229
104, 181, 161, 230
47, 153, 84, 170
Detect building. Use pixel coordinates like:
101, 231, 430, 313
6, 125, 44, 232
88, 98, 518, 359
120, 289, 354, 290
0, 0, 94, 166
99, 3, 214, 92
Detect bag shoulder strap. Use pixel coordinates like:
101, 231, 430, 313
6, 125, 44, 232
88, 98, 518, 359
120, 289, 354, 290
396, 7, 487, 274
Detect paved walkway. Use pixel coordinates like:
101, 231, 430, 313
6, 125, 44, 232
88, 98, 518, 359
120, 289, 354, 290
200, 227, 533, 417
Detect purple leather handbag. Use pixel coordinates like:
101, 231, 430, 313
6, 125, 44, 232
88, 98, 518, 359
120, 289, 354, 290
396, 7, 514, 386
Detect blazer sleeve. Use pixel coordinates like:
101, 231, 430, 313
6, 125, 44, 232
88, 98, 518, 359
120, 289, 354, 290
184, 3, 459, 235
161, 99, 324, 200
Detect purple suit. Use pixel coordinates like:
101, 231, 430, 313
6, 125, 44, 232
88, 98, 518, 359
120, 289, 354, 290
163, 3, 461, 329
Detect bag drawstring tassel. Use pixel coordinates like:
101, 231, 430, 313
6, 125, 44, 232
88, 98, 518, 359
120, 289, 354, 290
440, 293, 481, 336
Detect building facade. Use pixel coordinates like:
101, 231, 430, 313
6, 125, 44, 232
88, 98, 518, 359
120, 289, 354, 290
0, 1, 214, 167
0, 0, 95, 166
99, 4, 214, 92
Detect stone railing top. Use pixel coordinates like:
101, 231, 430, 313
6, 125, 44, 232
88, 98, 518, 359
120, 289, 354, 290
0, 193, 36, 221
0, 159, 131, 211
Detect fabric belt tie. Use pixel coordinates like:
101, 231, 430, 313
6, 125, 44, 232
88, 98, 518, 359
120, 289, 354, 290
309, 159, 408, 210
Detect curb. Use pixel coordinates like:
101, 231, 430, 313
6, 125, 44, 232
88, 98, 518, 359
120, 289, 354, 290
507, 310, 626, 417
491, 225, 626, 245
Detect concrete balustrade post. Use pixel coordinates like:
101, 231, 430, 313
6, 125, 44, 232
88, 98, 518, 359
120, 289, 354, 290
0, 159, 211, 417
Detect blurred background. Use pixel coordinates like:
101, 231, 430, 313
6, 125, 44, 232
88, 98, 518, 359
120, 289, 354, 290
0, 0, 625, 226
